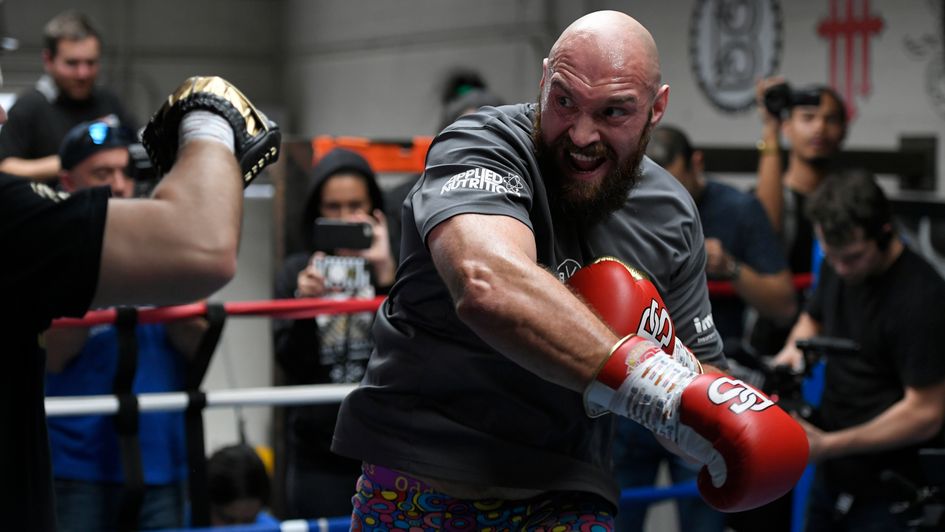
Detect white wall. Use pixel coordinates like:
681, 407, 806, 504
284, 0, 944, 192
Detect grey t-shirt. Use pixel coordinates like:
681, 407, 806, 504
333, 103, 722, 505
587, 159, 724, 364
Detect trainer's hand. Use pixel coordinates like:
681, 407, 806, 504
142, 76, 281, 186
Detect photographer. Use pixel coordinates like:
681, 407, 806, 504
749, 77, 848, 356
773, 170, 945, 531
272, 148, 394, 519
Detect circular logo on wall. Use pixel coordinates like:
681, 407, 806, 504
925, 52, 945, 120
690, 0, 784, 113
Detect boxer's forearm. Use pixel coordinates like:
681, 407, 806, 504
429, 213, 616, 391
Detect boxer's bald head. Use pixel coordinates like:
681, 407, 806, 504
545, 10, 662, 102
535, 10, 669, 224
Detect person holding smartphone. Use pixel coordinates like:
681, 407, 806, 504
272, 147, 394, 519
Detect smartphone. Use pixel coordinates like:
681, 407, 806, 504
313, 218, 373, 251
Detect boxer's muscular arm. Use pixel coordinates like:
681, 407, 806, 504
429, 213, 616, 391
92, 140, 242, 308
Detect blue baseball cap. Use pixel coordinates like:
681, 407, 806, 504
59, 120, 134, 170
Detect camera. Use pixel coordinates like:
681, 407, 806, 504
312, 218, 373, 252
127, 142, 157, 182
762, 82, 824, 118
761, 336, 860, 420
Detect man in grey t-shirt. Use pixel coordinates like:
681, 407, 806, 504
333, 10, 805, 530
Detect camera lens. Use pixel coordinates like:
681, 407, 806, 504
763, 83, 792, 117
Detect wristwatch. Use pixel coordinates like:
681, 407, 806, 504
756, 139, 779, 155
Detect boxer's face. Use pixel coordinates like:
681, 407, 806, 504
61, 147, 133, 198
534, 54, 665, 222
44, 36, 100, 101
784, 92, 846, 164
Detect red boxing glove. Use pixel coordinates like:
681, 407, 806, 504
571, 258, 809, 512
569, 257, 702, 376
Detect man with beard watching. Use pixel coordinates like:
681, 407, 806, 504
331, 10, 807, 530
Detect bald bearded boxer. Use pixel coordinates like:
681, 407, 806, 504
332, 10, 807, 530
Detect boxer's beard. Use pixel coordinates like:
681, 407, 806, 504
533, 102, 651, 225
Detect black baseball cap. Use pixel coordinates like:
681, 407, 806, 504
59, 120, 134, 170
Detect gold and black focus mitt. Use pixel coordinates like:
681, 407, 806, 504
142, 76, 280, 186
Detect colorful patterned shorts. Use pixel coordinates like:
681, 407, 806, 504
350, 464, 615, 531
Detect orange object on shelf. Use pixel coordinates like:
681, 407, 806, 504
312, 135, 434, 173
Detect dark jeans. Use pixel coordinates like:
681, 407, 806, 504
612, 419, 725, 532
805, 469, 909, 532
54, 478, 184, 532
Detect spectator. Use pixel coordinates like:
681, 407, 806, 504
647, 125, 797, 365
773, 170, 945, 531
207, 444, 278, 526
438, 68, 504, 133
0, 10, 136, 183
749, 78, 848, 356
42, 120, 211, 531
273, 148, 395, 519
608, 124, 797, 532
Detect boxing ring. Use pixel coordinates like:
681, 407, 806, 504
42, 270, 819, 532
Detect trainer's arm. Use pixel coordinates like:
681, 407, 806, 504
92, 140, 242, 308
803, 379, 945, 462
429, 213, 616, 391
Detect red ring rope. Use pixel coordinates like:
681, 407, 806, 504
51, 297, 386, 328
51, 273, 812, 328
706, 273, 812, 298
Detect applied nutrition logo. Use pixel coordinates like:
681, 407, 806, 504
440, 167, 525, 197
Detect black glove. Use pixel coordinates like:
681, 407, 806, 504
142, 76, 281, 186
